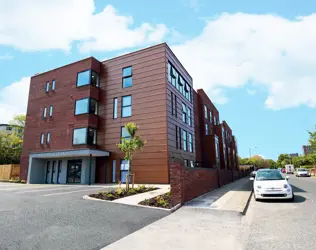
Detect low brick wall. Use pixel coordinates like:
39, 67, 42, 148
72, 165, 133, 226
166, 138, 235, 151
170, 163, 250, 205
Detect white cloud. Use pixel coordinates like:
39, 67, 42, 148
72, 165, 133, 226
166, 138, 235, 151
247, 89, 257, 95
171, 13, 316, 110
0, 77, 30, 123
0, 1, 168, 52
0, 53, 13, 60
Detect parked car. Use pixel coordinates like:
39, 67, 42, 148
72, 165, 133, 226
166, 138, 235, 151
281, 168, 286, 173
296, 168, 310, 177
250, 169, 294, 201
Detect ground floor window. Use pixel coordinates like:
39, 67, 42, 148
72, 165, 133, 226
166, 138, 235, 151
112, 160, 116, 183
120, 160, 130, 183
67, 160, 82, 184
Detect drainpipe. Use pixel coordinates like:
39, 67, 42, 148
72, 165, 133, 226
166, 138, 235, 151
88, 154, 92, 185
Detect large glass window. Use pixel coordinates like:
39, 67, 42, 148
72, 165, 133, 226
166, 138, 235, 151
113, 98, 118, 119
77, 70, 99, 87
183, 130, 187, 151
121, 127, 130, 140
75, 98, 98, 115
182, 103, 187, 123
204, 105, 208, 119
122, 96, 132, 117
189, 133, 193, 152
122, 66, 132, 88
120, 160, 130, 183
73, 127, 97, 145
168, 63, 172, 83
187, 107, 191, 126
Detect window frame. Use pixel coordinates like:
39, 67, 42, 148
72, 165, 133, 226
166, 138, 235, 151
74, 97, 99, 116
72, 127, 97, 146
122, 66, 133, 88
51, 80, 56, 91
187, 107, 191, 126
183, 129, 187, 151
121, 95, 132, 118
121, 126, 131, 141
182, 103, 187, 123
188, 133, 193, 152
209, 111, 212, 124
76, 69, 100, 88
113, 97, 118, 119
204, 105, 208, 119
46, 132, 51, 144
49, 105, 53, 117
45, 82, 50, 93
40, 133, 45, 145
205, 124, 209, 135
43, 107, 47, 119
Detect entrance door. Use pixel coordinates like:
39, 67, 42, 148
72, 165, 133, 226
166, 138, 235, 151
45, 161, 51, 184
67, 160, 82, 184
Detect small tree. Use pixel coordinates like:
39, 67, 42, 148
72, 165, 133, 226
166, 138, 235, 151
117, 122, 146, 190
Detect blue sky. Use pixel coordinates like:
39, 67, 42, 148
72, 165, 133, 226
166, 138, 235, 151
1, 0, 316, 160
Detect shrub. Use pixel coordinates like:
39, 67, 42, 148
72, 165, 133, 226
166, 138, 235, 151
20, 180, 26, 183
128, 188, 137, 195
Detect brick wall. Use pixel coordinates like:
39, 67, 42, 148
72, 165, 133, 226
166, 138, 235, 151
170, 162, 250, 204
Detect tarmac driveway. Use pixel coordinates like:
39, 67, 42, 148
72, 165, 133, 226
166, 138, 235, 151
0, 183, 169, 250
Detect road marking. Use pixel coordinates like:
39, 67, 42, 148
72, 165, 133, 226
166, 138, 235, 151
15, 186, 83, 194
0, 184, 87, 191
43, 187, 105, 196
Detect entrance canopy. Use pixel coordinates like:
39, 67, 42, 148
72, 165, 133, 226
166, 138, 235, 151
30, 149, 110, 159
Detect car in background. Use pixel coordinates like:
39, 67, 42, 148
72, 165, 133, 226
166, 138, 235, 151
250, 169, 294, 201
285, 164, 295, 174
296, 168, 310, 177
281, 168, 286, 173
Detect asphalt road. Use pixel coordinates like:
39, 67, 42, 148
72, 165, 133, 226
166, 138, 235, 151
0, 183, 169, 250
243, 176, 316, 250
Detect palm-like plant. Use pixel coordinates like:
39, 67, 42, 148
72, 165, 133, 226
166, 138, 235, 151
117, 122, 146, 190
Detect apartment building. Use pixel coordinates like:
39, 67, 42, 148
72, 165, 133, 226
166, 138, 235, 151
21, 43, 195, 185
21, 43, 238, 185
302, 145, 313, 156
0, 124, 23, 135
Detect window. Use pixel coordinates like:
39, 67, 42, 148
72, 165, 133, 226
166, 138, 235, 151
188, 133, 193, 152
172, 67, 177, 87
205, 124, 209, 135
187, 108, 191, 126
175, 125, 178, 149
122, 66, 132, 88
40, 133, 44, 144
6, 126, 12, 131
178, 76, 184, 94
46, 132, 51, 144
112, 160, 116, 183
182, 103, 187, 123
43, 107, 47, 118
183, 130, 187, 151
215, 136, 220, 167
77, 70, 99, 87
113, 98, 118, 119
171, 92, 174, 116
190, 160, 194, 168
175, 95, 177, 118
204, 105, 208, 119
52, 80, 56, 91
185, 84, 191, 102
45, 82, 50, 92
121, 127, 130, 140
72, 127, 97, 145
49, 105, 53, 117
179, 127, 182, 150
214, 116, 217, 125
75, 98, 99, 115
120, 160, 130, 183
168, 63, 172, 83
184, 160, 188, 168
122, 96, 132, 117
209, 111, 212, 123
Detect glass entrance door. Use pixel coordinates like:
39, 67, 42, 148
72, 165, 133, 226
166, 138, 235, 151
67, 160, 82, 184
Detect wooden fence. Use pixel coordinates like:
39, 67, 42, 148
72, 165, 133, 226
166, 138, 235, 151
0, 164, 20, 180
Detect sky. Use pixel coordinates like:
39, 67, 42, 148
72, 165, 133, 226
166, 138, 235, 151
1, 0, 316, 160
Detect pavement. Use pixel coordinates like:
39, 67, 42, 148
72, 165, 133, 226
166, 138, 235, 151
185, 177, 252, 213
0, 183, 169, 250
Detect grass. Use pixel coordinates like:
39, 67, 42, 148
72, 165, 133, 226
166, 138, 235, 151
89, 185, 158, 201
139, 192, 175, 209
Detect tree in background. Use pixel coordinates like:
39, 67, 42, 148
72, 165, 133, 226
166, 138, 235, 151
266, 159, 277, 169
292, 156, 305, 168
117, 122, 146, 190
277, 154, 291, 168
0, 115, 25, 164
239, 156, 276, 169
308, 126, 316, 153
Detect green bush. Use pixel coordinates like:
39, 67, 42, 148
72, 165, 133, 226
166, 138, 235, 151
127, 189, 137, 195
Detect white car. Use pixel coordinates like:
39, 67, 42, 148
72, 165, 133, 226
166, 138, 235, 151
250, 169, 294, 201
296, 168, 310, 177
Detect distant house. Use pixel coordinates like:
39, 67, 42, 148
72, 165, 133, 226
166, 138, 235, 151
0, 124, 24, 135
302, 145, 313, 156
